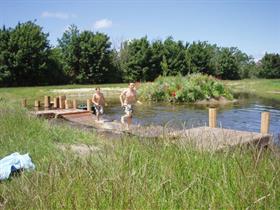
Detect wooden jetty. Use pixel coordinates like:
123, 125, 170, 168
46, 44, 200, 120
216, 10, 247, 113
25, 96, 272, 151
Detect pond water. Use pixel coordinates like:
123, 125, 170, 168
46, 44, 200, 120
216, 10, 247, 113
51, 91, 280, 141
102, 93, 280, 141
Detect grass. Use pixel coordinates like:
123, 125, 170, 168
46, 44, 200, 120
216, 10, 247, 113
0, 79, 280, 209
1, 102, 280, 209
225, 79, 280, 101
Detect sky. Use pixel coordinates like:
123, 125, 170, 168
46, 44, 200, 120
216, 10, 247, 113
0, 0, 279, 60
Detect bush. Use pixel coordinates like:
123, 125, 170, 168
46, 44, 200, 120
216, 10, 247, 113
138, 73, 233, 102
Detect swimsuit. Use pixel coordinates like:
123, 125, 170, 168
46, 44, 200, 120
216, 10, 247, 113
94, 105, 104, 115
123, 104, 133, 115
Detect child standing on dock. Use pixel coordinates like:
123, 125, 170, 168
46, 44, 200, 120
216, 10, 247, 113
92, 87, 106, 121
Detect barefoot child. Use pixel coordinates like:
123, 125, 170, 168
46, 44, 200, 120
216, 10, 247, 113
92, 87, 106, 121
119, 83, 142, 129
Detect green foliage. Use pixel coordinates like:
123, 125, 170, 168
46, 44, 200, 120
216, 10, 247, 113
213, 47, 240, 80
58, 25, 121, 84
0, 21, 51, 86
187, 41, 216, 75
45, 47, 67, 85
0, 26, 12, 85
120, 37, 153, 82
258, 53, 280, 78
139, 73, 233, 102
1, 21, 279, 87
161, 37, 189, 76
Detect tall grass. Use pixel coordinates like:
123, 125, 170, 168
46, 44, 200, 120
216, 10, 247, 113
139, 73, 233, 103
1, 102, 280, 209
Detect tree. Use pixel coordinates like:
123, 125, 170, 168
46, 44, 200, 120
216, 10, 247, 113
187, 41, 216, 75
148, 40, 164, 80
213, 47, 240, 80
259, 53, 280, 78
119, 37, 152, 82
161, 37, 189, 76
0, 21, 50, 86
0, 26, 12, 86
162, 37, 189, 75
45, 47, 67, 85
58, 26, 119, 83
58, 25, 80, 83
78, 31, 116, 83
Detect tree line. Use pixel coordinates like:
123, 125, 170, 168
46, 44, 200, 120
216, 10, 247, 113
0, 21, 279, 86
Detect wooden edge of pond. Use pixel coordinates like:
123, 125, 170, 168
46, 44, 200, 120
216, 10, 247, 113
30, 109, 272, 151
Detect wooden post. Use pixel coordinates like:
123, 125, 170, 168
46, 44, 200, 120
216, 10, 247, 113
65, 100, 72, 109
260, 112, 270, 134
59, 95, 66, 109
44, 96, 50, 108
87, 99, 92, 112
72, 99, 77, 109
53, 97, 59, 109
34, 100, 40, 107
209, 108, 217, 128
21, 99, 27, 108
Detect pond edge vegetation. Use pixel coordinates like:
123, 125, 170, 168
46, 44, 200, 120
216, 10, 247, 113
139, 73, 234, 104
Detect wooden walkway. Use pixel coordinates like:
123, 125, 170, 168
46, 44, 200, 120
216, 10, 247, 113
31, 109, 272, 151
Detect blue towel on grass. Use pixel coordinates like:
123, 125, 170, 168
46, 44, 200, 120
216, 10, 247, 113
0, 152, 35, 180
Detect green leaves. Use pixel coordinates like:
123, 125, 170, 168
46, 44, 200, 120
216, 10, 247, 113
139, 73, 233, 103
58, 26, 120, 84
259, 53, 280, 79
0, 21, 51, 86
1, 21, 278, 86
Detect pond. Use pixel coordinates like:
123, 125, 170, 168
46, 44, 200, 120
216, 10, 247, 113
103, 93, 280, 141
52, 90, 280, 141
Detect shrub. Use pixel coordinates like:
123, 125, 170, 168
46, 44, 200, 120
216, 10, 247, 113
138, 73, 233, 102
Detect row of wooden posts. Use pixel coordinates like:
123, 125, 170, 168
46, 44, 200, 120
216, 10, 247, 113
21, 96, 94, 111
209, 108, 270, 134
21, 97, 271, 134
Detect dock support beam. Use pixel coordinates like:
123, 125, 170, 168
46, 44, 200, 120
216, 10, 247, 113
59, 95, 66, 109
209, 108, 217, 128
44, 96, 50, 108
87, 99, 92, 112
53, 97, 59, 109
65, 100, 72, 109
72, 99, 77, 109
261, 112, 270, 134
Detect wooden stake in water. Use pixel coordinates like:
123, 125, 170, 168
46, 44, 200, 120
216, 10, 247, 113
44, 96, 50, 108
209, 108, 217, 128
87, 99, 92, 112
72, 99, 77, 109
261, 112, 270, 134
21, 99, 27, 108
59, 95, 66, 109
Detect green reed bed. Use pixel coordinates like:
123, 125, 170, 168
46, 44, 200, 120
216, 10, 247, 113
1, 102, 280, 209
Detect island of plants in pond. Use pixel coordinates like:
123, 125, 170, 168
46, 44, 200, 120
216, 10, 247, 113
138, 73, 234, 103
